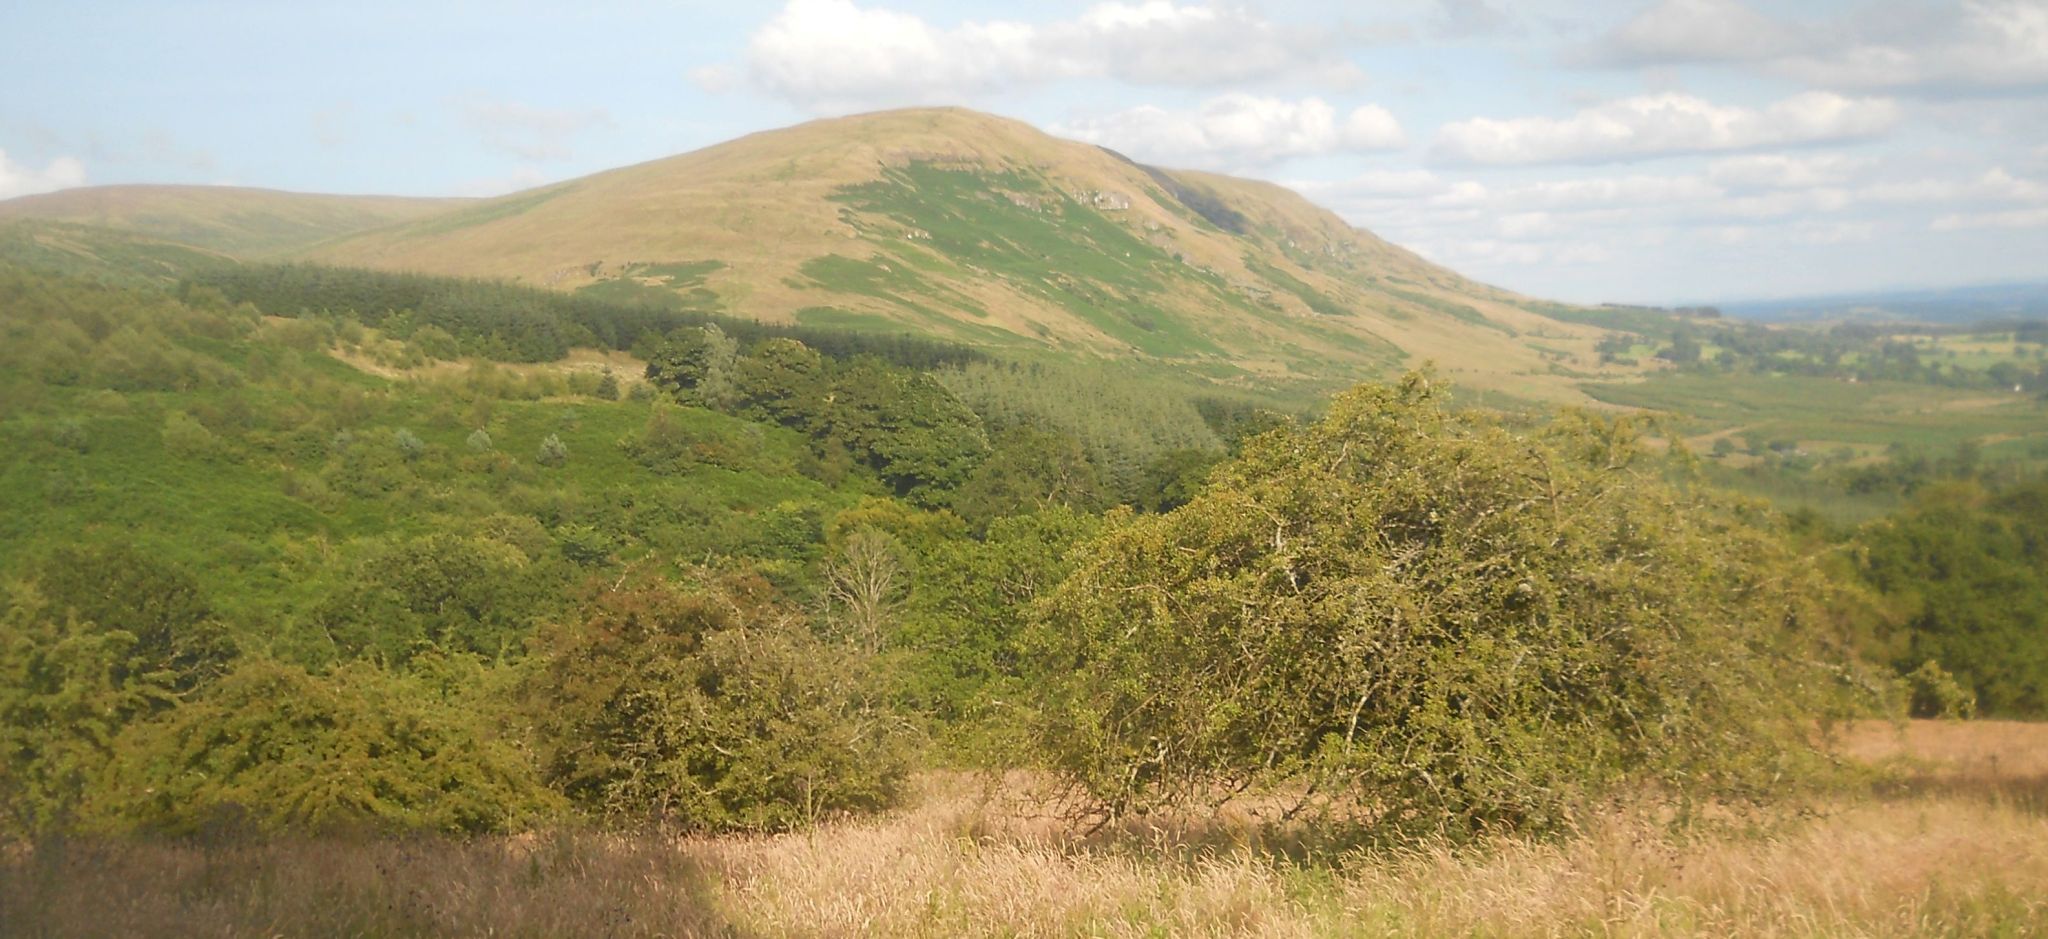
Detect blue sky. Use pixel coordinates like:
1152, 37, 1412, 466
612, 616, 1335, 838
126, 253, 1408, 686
2, 0, 2045, 304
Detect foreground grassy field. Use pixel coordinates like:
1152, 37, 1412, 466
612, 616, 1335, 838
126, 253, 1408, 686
5, 722, 2044, 937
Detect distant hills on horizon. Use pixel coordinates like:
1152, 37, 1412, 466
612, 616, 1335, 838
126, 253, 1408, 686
1697, 281, 2048, 326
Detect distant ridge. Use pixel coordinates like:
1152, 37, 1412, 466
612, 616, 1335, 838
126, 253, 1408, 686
1715, 282, 2048, 325
0, 184, 471, 258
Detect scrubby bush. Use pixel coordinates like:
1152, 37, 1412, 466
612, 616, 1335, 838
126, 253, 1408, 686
160, 410, 221, 460
1, 550, 237, 834
1026, 373, 1876, 837
300, 533, 552, 664
96, 654, 559, 835
536, 433, 569, 467
526, 574, 911, 831
394, 427, 426, 461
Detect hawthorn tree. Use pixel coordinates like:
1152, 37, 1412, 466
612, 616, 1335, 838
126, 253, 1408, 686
1026, 372, 1877, 836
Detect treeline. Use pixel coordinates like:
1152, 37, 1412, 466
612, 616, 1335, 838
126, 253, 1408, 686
1850, 477, 2048, 716
637, 327, 1254, 521
179, 263, 988, 370
1597, 316, 2048, 392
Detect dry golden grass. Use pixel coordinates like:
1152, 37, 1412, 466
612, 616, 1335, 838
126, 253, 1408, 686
1836, 718, 2048, 777
6, 721, 2045, 937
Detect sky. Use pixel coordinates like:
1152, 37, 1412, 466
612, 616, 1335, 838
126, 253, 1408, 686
1, 0, 2045, 305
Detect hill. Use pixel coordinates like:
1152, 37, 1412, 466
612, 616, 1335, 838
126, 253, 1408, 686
302, 108, 1617, 400
0, 184, 470, 258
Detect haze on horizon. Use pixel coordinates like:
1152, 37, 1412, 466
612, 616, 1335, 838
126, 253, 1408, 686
2, 0, 2043, 305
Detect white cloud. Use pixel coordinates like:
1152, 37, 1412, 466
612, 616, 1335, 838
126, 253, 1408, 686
1477, 174, 1723, 211
1044, 1, 1354, 86
1932, 206, 2048, 230
1413, 237, 1611, 268
1431, 0, 1518, 39
1056, 95, 1406, 169
1299, 168, 1450, 199
455, 99, 611, 162
1707, 153, 1871, 189
1862, 167, 2048, 205
1431, 91, 1900, 165
1585, 0, 2048, 93
1717, 187, 1855, 219
1587, 0, 1799, 66
1496, 211, 1558, 238
689, 64, 738, 94
1789, 220, 1878, 244
743, 0, 1363, 113
0, 150, 86, 200
1341, 105, 1408, 150
1787, 0, 2048, 91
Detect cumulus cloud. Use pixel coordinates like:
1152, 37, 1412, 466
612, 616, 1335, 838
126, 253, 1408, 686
1585, 0, 2048, 93
1586, 0, 1800, 66
1302, 168, 1451, 199
1787, 0, 2048, 91
1430, 91, 1900, 166
1706, 153, 1872, 189
1411, 237, 1612, 268
1932, 206, 2048, 230
1055, 95, 1406, 169
1300, 152, 2048, 293
455, 99, 612, 162
1431, 0, 1519, 39
1863, 166, 2048, 205
0, 150, 87, 200
1790, 220, 1879, 244
743, 0, 1363, 113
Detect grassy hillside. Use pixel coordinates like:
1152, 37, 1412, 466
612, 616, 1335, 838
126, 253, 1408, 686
304, 108, 1626, 401
0, 218, 233, 285
0, 184, 469, 258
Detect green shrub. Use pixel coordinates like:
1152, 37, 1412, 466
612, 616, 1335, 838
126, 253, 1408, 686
0, 591, 174, 835
96, 654, 560, 835
1026, 373, 1875, 836
526, 574, 911, 831
160, 411, 220, 460
300, 533, 552, 664
536, 433, 569, 467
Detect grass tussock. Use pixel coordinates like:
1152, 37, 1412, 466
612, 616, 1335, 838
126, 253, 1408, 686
6, 721, 2047, 938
